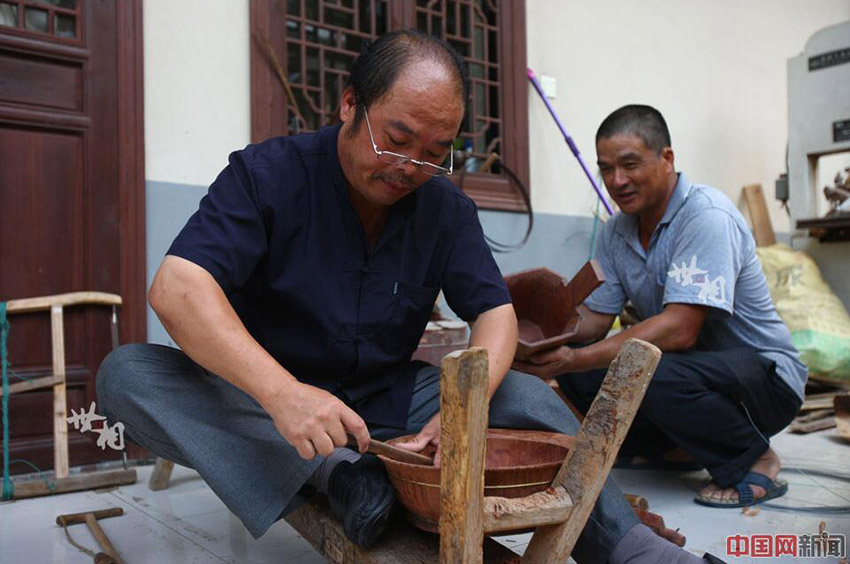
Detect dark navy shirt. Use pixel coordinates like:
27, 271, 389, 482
168, 124, 511, 427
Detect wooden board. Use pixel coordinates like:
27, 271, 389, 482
283, 498, 520, 564
742, 184, 777, 247
9, 468, 137, 500
834, 395, 850, 442
522, 339, 661, 563
439, 348, 489, 563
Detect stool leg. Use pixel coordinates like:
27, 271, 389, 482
438, 348, 489, 564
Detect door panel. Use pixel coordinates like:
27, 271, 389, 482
0, 0, 145, 474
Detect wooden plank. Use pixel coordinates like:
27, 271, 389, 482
10, 468, 137, 499
789, 416, 836, 434
522, 339, 660, 564
51, 305, 69, 480
283, 498, 520, 564
742, 184, 777, 247
6, 292, 122, 315
148, 458, 175, 491
0, 374, 63, 397
835, 395, 850, 441
563, 260, 605, 314
439, 348, 489, 564
793, 409, 834, 423
801, 396, 840, 412
483, 486, 572, 534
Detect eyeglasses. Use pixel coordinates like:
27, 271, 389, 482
363, 108, 454, 177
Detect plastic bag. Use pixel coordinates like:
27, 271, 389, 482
755, 244, 850, 382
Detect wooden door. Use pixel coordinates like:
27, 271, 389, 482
0, 0, 145, 474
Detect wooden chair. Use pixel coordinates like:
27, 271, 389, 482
1, 292, 137, 499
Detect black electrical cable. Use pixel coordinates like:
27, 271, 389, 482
457, 154, 533, 253
758, 466, 850, 515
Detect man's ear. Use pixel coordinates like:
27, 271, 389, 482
339, 86, 356, 123
662, 146, 675, 173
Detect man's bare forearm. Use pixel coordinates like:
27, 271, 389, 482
467, 303, 518, 398
149, 255, 295, 406
571, 304, 706, 371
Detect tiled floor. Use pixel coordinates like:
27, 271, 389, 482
1, 427, 848, 563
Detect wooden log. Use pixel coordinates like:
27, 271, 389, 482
148, 458, 175, 491
283, 498, 520, 564
439, 348, 489, 564
10, 468, 137, 499
742, 184, 776, 247
5, 292, 122, 314
522, 339, 660, 564
51, 305, 69, 480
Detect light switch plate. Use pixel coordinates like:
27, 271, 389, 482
540, 74, 557, 99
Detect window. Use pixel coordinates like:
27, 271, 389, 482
251, 0, 528, 211
0, 0, 80, 41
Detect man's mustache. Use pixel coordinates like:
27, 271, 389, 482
373, 172, 417, 190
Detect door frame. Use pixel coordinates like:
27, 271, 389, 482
115, 0, 146, 345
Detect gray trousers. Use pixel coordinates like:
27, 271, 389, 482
97, 344, 638, 563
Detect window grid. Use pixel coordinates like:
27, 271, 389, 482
254, 0, 528, 210
0, 0, 81, 42
415, 0, 502, 161
283, 0, 388, 133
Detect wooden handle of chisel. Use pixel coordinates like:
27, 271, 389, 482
347, 434, 433, 465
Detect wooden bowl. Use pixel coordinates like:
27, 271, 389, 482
504, 262, 604, 361
378, 429, 572, 533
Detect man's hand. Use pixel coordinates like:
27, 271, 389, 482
261, 380, 370, 461
394, 413, 443, 467
512, 345, 579, 379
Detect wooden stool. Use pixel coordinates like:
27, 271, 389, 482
150, 339, 659, 563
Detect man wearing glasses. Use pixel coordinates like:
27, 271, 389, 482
97, 30, 713, 563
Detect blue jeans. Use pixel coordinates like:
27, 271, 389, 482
98, 343, 638, 563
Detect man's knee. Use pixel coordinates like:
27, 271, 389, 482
490, 371, 580, 435
96, 343, 152, 418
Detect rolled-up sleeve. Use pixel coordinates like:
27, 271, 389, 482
441, 207, 511, 322
585, 222, 627, 315
167, 150, 269, 294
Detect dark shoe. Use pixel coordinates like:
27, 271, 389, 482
327, 454, 395, 548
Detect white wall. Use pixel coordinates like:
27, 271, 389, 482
526, 0, 850, 232
144, 0, 251, 187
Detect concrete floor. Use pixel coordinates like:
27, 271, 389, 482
1, 427, 848, 563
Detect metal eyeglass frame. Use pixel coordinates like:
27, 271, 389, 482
363, 107, 453, 177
